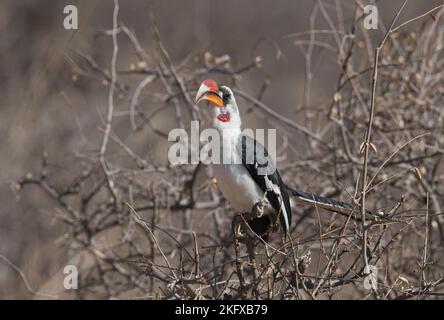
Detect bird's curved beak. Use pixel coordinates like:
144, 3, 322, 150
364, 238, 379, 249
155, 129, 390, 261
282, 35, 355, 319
195, 79, 224, 108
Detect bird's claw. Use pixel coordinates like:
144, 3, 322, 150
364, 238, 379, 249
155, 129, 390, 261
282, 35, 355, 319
232, 214, 258, 243
232, 215, 245, 238
252, 200, 266, 218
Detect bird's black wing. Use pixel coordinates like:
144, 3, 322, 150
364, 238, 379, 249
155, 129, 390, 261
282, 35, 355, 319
240, 134, 292, 235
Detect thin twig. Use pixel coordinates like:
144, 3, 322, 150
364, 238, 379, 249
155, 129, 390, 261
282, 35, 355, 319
359, 0, 408, 299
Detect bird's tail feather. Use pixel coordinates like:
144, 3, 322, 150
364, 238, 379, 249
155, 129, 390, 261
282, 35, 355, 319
285, 186, 381, 220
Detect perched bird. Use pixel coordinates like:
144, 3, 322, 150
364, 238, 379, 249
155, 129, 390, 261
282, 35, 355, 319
195, 79, 377, 241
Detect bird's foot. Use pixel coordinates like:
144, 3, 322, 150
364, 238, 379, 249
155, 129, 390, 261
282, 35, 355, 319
232, 214, 246, 240
252, 200, 266, 218
232, 214, 258, 243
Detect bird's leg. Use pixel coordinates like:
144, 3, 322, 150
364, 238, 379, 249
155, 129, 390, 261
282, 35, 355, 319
232, 214, 246, 299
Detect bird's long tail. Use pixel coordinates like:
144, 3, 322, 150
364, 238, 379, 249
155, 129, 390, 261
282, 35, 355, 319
285, 186, 382, 221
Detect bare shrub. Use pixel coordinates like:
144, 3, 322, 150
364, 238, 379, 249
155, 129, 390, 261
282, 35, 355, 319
6, 1, 444, 299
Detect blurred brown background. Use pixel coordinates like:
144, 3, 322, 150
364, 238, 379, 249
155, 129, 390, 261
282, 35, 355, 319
0, 0, 441, 299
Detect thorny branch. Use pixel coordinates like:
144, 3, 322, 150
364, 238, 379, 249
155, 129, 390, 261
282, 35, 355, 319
9, 1, 444, 299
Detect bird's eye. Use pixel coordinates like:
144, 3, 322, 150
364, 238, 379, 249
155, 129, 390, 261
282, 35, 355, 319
223, 93, 230, 101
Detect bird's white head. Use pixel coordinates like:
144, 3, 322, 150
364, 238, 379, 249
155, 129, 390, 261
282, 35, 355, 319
195, 79, 241, 132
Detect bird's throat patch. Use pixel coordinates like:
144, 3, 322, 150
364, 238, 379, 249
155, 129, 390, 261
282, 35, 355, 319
217, 113, 230, 122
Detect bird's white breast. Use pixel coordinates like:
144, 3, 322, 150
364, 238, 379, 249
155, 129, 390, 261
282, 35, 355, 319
211, 132, 268, 213
212, 163, 265, 213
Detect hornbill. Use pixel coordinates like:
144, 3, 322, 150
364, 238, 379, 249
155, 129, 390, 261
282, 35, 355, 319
195, 79, 381, 242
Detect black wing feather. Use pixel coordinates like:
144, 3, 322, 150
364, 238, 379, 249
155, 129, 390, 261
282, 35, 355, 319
240, 135, 292, 234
